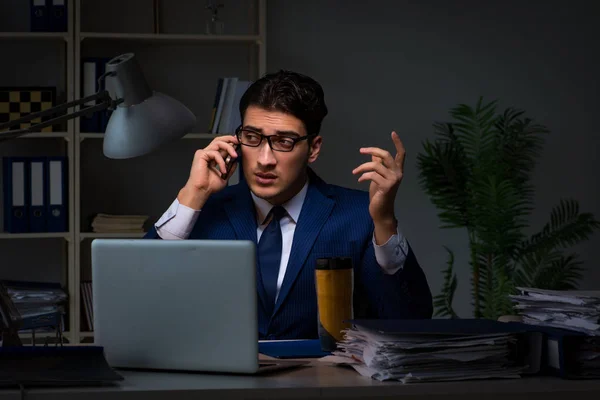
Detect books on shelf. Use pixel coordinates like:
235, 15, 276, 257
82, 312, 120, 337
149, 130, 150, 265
208, 77, 252, 134
90, 213, 148, 233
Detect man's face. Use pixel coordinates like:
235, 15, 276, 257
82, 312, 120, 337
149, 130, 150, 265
240, 106, 322, 205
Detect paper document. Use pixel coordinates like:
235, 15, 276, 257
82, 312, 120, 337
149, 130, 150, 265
510, 287, 600, 336
323, 319, 529, 383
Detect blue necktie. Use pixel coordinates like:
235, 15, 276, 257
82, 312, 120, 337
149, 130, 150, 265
258, 206, 287, 314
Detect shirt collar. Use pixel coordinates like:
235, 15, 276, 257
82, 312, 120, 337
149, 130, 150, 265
251, 178, 309, 225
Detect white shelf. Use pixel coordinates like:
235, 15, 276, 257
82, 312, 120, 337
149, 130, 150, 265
80, 32, 261, 44
80, 232, 146, 239
1, 0, 266, 345
0, 32, 69, 41
79, 132, 226, 140
0, 232, 70, 239
15, 131, 70, 139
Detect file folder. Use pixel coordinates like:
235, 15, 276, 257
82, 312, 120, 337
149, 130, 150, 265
2, 157, 29, 233
30, 0, 48, 32
29, 158, 46, 232
80, 58, 99, 133
45, 157, 67, 232
544, 328, 599, 379
48, 0, 68, 32
80, 58, 112, 133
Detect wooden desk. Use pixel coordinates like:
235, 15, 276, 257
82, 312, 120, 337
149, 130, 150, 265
1, 358, 599, 400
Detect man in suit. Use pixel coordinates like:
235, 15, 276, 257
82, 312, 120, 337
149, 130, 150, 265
144, 70, 433, 339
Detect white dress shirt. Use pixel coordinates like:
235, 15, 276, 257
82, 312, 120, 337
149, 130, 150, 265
154, 181, 409, 300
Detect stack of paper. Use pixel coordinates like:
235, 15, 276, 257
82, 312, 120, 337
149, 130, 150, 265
510, 287, 600, 336
322, 319, 529, 383
91, 213, 148, 233
1, 280, 67, 334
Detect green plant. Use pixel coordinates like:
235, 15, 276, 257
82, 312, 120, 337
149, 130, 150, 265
416, 98, 600, 319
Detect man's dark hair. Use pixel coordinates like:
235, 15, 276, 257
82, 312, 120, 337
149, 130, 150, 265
239, 70, 328, 136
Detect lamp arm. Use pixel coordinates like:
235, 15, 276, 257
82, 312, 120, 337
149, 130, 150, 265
0, 91, 125, 141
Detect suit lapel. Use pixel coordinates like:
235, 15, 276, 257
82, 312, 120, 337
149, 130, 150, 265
223, 183, 270, 314
273, 172, 335, 317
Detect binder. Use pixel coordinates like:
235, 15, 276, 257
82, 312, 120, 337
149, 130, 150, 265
48, 0, 68, 32
80, 58, 99, 133
30, 0, 48, 32
544, 328, 599, 379
45, 156, 67, 232
2, 157, 29, 233
29, 157, 46, 232
80, 57, 112, 133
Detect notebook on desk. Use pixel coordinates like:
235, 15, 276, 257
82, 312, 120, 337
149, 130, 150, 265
91, 239, 309, 375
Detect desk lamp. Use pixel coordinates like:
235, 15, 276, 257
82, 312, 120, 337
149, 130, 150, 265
0, 53, 196, 158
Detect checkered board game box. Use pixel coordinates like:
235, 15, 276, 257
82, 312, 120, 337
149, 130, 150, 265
0, 87, 56, 133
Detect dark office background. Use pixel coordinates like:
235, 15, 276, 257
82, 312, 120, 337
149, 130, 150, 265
1, 0, 598, 319
266, 0, 599, 317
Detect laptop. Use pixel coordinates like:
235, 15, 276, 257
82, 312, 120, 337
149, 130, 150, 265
91, 239, 308, 374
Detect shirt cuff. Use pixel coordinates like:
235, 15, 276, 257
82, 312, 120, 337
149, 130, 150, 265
155, 198, 200, 240
372, 227, 408, 275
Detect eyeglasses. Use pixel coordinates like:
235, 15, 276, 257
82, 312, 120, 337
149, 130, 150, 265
235, 126, 313, 152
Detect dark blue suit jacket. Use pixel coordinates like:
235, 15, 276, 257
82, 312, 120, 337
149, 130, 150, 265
144, 168, 433, 339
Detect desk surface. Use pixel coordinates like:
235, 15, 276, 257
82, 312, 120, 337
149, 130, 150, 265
2, 358, 600, 400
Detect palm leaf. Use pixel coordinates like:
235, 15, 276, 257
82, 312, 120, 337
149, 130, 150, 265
417, 129, 471, 229
519, 198, 600, 257
433, 246, 458, 318
417, 98, 600, 319
450, 98, 499, 163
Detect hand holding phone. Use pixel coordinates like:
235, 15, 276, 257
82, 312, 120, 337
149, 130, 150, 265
221, 143, 239, 180
178, 136, 239, 210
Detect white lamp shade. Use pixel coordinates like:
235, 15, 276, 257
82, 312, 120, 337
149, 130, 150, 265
103, 91, 195, 159
101, 53, 196, 159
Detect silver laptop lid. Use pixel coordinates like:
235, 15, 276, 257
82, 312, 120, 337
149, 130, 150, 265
91, 239, 259, 373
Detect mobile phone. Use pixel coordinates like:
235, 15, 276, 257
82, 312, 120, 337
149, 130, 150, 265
221, 144, 240, 179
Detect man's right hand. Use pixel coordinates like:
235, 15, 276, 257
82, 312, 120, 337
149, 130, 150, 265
177, 135, 239, 210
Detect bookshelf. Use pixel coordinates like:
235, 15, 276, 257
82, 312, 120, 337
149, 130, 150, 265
0, 0, 75, 344
0, 0, 267, 344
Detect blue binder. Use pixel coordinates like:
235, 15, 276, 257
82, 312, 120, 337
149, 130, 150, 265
30, 0, 48, 32
28, 157, 47, 232
2, 157, 30, 233
44, 156, 67, 232
542, 327, 598, 379
48, 0, 68, 32
80, 57, 112, 133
